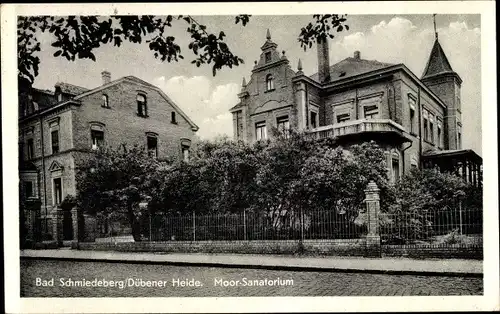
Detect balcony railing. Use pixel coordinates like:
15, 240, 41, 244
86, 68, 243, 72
306, 119, 410, 141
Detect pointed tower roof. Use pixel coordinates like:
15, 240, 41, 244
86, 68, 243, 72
422, 39, 461, 82
260, 29, 278, 51
252, 28, 289, 73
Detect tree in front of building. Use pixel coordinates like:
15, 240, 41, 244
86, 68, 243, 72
381, 168, 482, 243
76, 144, 164, 241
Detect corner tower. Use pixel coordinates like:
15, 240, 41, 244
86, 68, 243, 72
421, 35, 463, 150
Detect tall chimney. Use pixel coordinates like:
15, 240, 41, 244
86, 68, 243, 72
354, 51, 360, 60
101, 71, 111, 85
317, 37, 330, 83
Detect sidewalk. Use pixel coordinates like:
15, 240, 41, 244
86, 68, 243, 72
20, 249, 482, 276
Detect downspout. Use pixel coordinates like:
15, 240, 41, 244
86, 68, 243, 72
305, 83, 309, 129
417, 87, 422, 168
355, 88, 359, 119
39, 115, 48, 233
401, 140, 413, 175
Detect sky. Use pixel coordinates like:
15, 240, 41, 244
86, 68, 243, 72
31, 14, 482, 154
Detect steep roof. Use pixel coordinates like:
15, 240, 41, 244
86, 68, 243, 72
73, 75, 199, 131
309, 57, 394, 83
421, 39, 456, 79
55, 82, 90, 96
32, 88, 57, 110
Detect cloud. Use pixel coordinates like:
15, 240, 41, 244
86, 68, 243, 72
331, 17, 481, 154
155, 75, 239, 140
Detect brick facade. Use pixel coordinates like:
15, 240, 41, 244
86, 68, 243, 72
19, 74, 198, 242
231, 30, 468, 180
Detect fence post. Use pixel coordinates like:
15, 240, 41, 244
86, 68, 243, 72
364, 180, 381, 257
243, 210, 247, 241
71, 207, 79, 247
193, 211, 196, 241
149, 211, 152, 241
52, 209, 64, 247
458, 199, 463, 235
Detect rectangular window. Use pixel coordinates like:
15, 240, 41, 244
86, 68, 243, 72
276, 116, 290, 136
51, 130, 59, 154
26, 138, 34, 160
458, 128, 462, 149
137, 94, 147, 117
408, 96, 416, 134
437, 124, 442, 148
310, 111, 317, 129
236, 111, 243, 139
336, 113, 350, 123
392, 159, 400, 182
410, 108, 415, 133
102, 94, 109, 108
171, 112, 177, 124
255, 121, 267, 141
24, 181, 34, 198
53, 178, 62, 205
91, 130, 104, 150
182, 145, 190, 162
423, 118, 428, 141
363, 105, 379, 119
147, 136, 158, 158
265, 52, 271, 63
429, 115, 434, 144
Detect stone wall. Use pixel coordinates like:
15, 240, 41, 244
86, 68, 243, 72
76, 239, 368, 256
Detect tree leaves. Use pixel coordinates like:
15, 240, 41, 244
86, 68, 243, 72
298, 14, 349, 51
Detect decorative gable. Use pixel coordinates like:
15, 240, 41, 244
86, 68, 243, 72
48, 160, 64, 172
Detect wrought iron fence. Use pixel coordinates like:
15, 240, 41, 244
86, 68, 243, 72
379, 206, 483, 246
90, 206, 482, 248
143, 210, 367, 241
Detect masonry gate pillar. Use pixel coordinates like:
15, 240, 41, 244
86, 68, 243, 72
52, 209, 64, 246
364, 180, 381, 257
71, 207, 79, 245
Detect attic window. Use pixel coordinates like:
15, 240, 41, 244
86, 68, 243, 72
102, 94, 109, 108
339, 71, 346, 77
265, 52, 271, 63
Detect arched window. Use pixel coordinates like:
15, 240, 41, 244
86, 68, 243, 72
265, 74, 274, 91
102, 94, 109, 108
137, 94, 147, 117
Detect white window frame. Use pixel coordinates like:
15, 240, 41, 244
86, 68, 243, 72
52, 177, 63, 206
363, 105, 379, 119
255, 121, 267, 141
423, 109, 429, 142
265, 74, 274, 91
102, 94, 109, 108
146, 134, 158, 158
276, 116, 290, 138
137, 94, 148, 117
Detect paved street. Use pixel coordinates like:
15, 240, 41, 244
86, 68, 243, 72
21, 259, 483, 297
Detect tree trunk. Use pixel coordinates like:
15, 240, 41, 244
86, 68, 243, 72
127, 202, 141, 241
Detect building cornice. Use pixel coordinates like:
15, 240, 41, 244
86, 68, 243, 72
252, 59, 289, 73
293, 64, 448, 111
19, 100, 81, 124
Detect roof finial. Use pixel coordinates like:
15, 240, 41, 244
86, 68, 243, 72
266, 29, 271, 40
433, 14, 438, 40
297, 58, 303, 72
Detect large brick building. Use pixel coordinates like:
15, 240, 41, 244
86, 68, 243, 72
19, 72, 198, 243
231, 30, 482, 185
